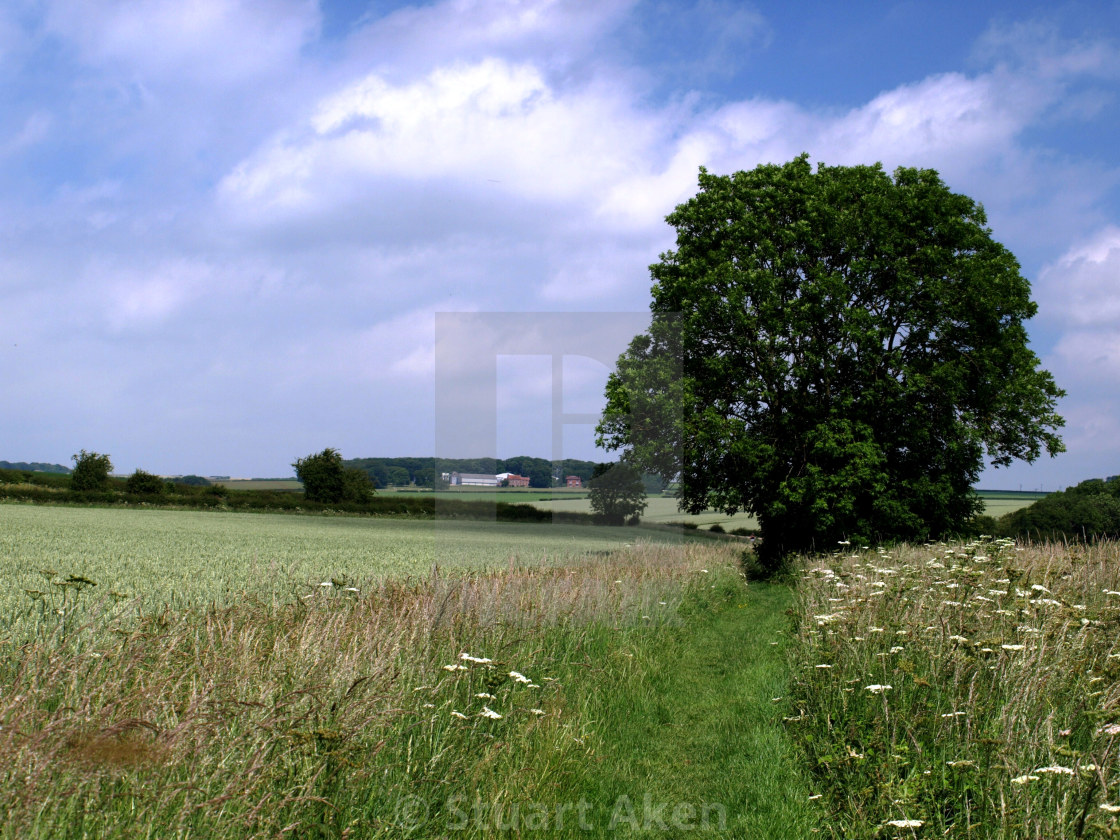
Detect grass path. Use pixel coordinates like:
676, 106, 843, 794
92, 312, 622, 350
570, 582, 820, 838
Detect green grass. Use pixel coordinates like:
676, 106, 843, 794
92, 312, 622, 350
565, 581, 819, 838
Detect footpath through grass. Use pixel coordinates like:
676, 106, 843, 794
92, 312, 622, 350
571, 581, 819, 838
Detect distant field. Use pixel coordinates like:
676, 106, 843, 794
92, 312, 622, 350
209, 483, 1045, 523
977, 489, 1049, 517
216, 478, 303, 490
0, 504, 693, 631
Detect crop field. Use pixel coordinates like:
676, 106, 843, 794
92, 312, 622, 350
215, 478, 303, 491
514, 493, 761, 529
0, 503, 693, 641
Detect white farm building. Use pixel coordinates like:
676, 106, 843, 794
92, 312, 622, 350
447, 472, 500, 487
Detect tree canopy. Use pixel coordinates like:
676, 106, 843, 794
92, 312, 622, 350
70, 450, 112, 491
293, 448, 375, 504
588, 462, 648, 525
597, 156, 1065, 567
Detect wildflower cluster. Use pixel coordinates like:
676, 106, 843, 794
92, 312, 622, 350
787, 538, 1120, 838
415, 650, 553, 726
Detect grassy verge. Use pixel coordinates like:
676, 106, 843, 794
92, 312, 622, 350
0, 541, 816, 838
785, 537, 1120, 838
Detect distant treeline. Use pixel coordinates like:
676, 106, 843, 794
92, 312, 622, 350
0, 466, 597, 524
989, 476, 1120, 542
0, 461, 70, 474
345, 456, 602, 489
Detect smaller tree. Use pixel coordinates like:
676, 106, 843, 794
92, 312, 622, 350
126, 469, 166, 495
341, 466, 375, 504
293, 448, 375, 504
588, 462, 648, 525
71, 450, 112, 491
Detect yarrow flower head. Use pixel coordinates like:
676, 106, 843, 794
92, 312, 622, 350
479, 706, 502, 720
460, 653, 493, 664
866, 684, 893, 694
509, 671, 532, 684
886, 819, 923, 828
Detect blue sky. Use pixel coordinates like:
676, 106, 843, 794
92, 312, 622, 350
2, 0, 1119, 490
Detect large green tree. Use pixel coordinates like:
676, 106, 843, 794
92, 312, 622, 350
597, 156, 1065, 567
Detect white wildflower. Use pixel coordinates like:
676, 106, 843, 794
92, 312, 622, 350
886, 819, 923, 828
1097, 724, 1120, 736
866, 684, 892, 693
815, 664, 833, 669
479, 706, 502, 720
450, 710, 468, 719
1011, 775, 1039, 784
460, 653, 493, 664
1100, 804, 1120, 813
1034, 765, 1075, 775
509, 671, 532, 683
1031, 584, 1051, 593
1001, 644, 1025, 651
475, 693, 496, 700
530, 708, 546, 716
443, 664, 467, 671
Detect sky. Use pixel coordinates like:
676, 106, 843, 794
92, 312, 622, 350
1, 0, 1119, 490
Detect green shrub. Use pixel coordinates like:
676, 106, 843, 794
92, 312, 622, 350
126, 469, 166, 495
70, 451, 112, 491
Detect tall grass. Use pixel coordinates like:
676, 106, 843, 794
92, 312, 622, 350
0, 541, 778, 837
786, 537, 1120, 838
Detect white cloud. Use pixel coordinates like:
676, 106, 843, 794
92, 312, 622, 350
1037, 226, 1120, 328
218, 57, 663, 228
341, 0, 635, 78
43, 0, 319, 85
0, 111, 51, 156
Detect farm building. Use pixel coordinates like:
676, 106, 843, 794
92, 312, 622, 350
496, 473, 530, 487
566, 475, 582, 487
448, 472, 499, 487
